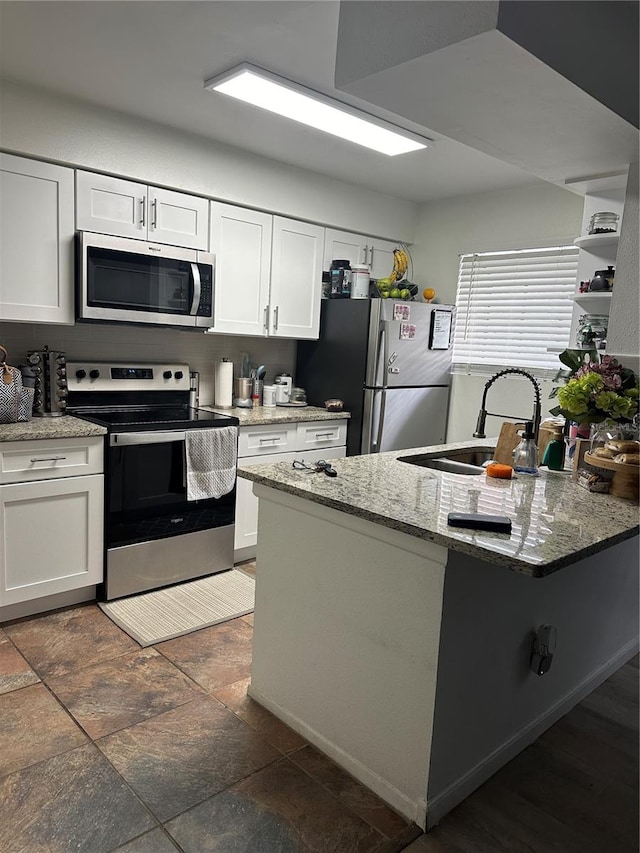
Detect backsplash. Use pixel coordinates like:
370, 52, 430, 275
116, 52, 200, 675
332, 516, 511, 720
0, 322, 296, 406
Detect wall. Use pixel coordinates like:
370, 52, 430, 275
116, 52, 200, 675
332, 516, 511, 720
0, 81, 416, 242
411, 182, 584, 442
608, 161, 640, 368
0, 321, 294, 408
0, 80, 419, 396
427, 539, 639, 824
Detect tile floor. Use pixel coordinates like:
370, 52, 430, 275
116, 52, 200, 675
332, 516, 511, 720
0, 562, 637, 853
0, 563, 419, 853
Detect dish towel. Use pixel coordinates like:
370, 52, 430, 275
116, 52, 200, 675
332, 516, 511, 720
185, 426, 238, 501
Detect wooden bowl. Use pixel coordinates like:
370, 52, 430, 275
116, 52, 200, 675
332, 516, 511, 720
583, 452, 640, 502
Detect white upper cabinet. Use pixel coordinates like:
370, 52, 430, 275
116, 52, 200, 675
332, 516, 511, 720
209, 206, 324, 340
269, 216, 324, 339
323, 228, 369, 268
367, 236, 398, 281
323, 228, 398, 280
0, 154, 75, 324
76, 171, 209, 250
209, 202, 272, 336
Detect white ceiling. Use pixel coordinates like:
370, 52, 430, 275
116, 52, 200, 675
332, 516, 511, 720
0, 0, 545, 203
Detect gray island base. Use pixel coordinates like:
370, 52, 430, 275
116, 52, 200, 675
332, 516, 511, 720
240, 442, 639, 829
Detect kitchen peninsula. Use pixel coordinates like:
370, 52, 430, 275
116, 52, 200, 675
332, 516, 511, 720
239, 440, 639, 830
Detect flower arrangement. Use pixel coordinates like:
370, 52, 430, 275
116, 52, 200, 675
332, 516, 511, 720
550, 350, 639, 425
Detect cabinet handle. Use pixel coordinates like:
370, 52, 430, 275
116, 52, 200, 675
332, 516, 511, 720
368, 246, 374, 266
273, 306, 279, 331
315, 432, 335, 439
259, 437, 281, 444
263, 305, 269, 331
140, 197, 146, 227
362, 246, 369, 265
30, 456, 67, 463
151, 198, 158, 229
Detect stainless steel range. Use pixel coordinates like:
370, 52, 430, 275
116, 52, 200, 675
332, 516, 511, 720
67, 361, 239, 600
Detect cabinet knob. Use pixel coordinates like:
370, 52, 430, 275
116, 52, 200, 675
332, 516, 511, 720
89, 369, 100, 379
76, 369, 86, 379
175, 370, 184, 380
163, 370, 173, 379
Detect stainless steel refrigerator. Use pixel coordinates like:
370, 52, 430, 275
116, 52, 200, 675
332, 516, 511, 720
296, 299, 455, 456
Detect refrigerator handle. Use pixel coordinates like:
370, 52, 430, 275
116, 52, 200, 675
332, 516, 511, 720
371, 389, 386, 453
372, 324, 388, 389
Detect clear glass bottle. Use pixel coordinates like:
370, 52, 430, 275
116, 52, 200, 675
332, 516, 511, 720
513, 422, 539, 476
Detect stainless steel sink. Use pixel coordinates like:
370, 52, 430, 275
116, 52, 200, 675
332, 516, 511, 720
397, 447, 495, 475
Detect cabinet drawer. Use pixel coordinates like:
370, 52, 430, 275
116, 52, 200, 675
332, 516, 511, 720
296, 420, 347, 451
0, 436, 104, 484
238, 423, 298, 458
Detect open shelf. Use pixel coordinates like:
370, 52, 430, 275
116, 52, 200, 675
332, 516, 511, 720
572, 292, 612, 312
574, 233, 619, 251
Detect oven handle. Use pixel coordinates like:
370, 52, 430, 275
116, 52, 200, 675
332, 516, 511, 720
110, 431, 186, 446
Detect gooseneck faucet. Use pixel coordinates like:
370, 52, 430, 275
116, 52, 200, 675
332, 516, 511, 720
473, 368, 542, 438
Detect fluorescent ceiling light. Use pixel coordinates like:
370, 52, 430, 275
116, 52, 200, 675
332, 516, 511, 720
204, 64, 429, 157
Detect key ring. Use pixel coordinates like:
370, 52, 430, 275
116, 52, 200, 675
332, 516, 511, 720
292, 459, 337, 477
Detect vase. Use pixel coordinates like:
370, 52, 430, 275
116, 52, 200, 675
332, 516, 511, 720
567, 422, 591, 464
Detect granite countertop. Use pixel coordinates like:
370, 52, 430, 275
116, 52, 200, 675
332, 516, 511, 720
238, 439, 640, 577
200, 405, 350, 425
0, 416, 107, 442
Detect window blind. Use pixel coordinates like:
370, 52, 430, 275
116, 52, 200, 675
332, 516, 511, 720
452, 245, 579, 375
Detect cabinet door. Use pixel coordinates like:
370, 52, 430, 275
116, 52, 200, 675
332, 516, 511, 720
209, 202, 272, 336
0, 154, 74, 324
76, 171, 146, 238
323, 228, 369, 270
234, 445, 345, 559
148, 186, 209, 250
368, 237, 398, 281
0, 474, 103, 606
270, 217, 324, 339
234, 450, 297, 557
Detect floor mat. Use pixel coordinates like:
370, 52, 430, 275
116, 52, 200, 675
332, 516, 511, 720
98, 569, 255, 647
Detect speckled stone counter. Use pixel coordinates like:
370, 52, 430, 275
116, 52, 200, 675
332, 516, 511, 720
239, 438, 639, 576
200, 404, 350, 425
0, 416, 107, 442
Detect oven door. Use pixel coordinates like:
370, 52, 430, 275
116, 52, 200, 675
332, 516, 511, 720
78, 232, 214, 328
107, 430, 235, 548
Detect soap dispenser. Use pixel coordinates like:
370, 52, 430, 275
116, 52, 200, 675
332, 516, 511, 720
541, 426, 566, 471
513, 422, 539, 476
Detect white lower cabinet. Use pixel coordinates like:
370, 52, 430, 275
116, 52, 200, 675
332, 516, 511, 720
0, 437, 104, 608
234, 420, 347, 561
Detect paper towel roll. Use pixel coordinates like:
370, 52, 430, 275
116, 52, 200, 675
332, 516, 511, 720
214, 359, 233, 408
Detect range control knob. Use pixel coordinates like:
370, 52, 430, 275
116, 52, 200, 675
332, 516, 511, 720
163, 370, 173, 379
75, 369, 87, 380
89, 369, 100, 380
175, 370, 184, 380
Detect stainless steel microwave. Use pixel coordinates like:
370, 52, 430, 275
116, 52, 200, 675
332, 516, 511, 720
76, 232, 214, 329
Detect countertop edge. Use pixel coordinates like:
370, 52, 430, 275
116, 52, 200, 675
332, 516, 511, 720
0, 416, 107, 442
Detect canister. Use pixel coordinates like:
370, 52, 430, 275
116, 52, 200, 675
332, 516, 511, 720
329, 260, 351, 298
350, 265, 370, 299
262, 385, 277, 407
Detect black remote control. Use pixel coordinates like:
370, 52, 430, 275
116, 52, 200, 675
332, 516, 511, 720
447, 512, 512, 533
